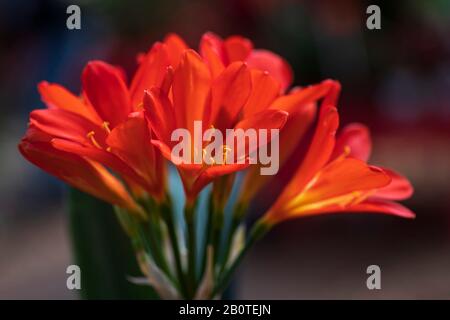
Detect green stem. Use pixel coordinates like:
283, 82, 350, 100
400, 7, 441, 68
200, 194, 214, 280
160, 201, 188, 298
201, 193, 225, 281
218, 201, 248, 274
135, 200, 174, 283
143, 218, 174, 283
211, 219, 271, 298
185, 204, 197, 298
212, 206, 225, 269
210, 174, 236, 272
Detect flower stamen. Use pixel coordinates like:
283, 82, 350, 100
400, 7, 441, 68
87, 131, 103, 150
102, 121, 111, 134
223, 145, 232, 164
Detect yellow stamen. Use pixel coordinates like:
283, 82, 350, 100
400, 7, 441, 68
343, 145, 351, 155
201, 148, 217, 165
87, 131, 103, 150
334, 145, 351, 162
223, 145, 232, 164
102, 121, 111, 134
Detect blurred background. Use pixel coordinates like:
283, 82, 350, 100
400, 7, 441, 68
1, 0, 450, 299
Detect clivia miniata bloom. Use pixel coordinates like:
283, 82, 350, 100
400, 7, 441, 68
236, 78, 414, 223
145, 50, 288, 204
19, 59, 169, 217
199, 32, 293, 91
18, 32, 414, 299
261, 105, 414, 226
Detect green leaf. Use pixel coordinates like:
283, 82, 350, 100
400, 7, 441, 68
68, 188, 159, 299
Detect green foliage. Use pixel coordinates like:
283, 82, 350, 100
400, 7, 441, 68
68, 188, 158, 299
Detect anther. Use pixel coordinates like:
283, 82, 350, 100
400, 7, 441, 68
343, 146, 351, 155
223, 145, 232, 163
87, 131, 103, 150
102, 122, 111, 134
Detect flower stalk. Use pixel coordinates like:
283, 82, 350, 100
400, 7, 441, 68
211, 219, 272, 299
159, 197, 188, 298
184, 202, 198, 298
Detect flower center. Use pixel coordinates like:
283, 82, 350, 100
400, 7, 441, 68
102, 121, 111, 134
86, 122, 112, 151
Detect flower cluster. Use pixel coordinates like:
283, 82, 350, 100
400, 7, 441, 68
19, 32, 414, 299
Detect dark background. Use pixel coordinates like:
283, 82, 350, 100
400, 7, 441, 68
0, 0, 449, 299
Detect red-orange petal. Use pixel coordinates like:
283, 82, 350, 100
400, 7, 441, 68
107, 112, 164, 199
372, 168, 414, 201
234, 109, 288, 132
151, 139, 203, 171
346, 199, 415, 218
280, 105, 339, 203
238, 103, 316, 203
200, 32, 225, 78
266, 158, 392, 223
243, 70, 280, 117
30, 108, 107, 146
322, 79, 341, 108
172, 50, 211, 134
246, 49, 293, 91
294, 158, 391, 206
19, 133, 139, 212
51, 138, 152, 195
269, 79, 339, 114
263, 79, 340, 172
187, 163, 249, 204
129, 42, 169, 109
143, 88, 176, 145
267, 80, 340, 170
205, 62, 252, 131
82, 61, 132, 127
38, 81, 102, 124
224, 35, 253, 63
266, 197, 414, 224
233, 109, 288, 159
164, 33, 189, 68
332, 123, 372, 162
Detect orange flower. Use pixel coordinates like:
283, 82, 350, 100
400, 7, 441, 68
261, 101, 415, 225
19, 57, 169, 212
238, 79, 341, 203
19, 32, 294, 210
144, 50, 288, 204
160, 33, 340, 204
199, 32, 293, 91
143, 32, 319, 205
155, 32, 292, 91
